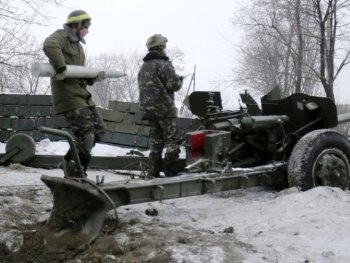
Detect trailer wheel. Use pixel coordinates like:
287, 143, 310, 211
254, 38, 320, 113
288, 129, 350, 191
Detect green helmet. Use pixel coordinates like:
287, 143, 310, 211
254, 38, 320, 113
65, 10, 91, 27
146, 34, 168, 50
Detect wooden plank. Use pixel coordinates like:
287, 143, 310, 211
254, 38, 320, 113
12, 118, 36, 131
0, 94, 52, 106
20, 105, 52, 117
104, 121, 150, 136
0, 117, 12, 129
0, 105, 52, 117
0, 130, 10, 142
36, 115, 69, 129
101, 131, 149, 149
32, 129, 72, 142
0, 105, 17, 117
98, 108, 134, 124
134, 112, 149, 125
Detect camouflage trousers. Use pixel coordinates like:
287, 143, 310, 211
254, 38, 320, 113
148, 117, 182, 176
63, 106, 105, 170
149, 117, 181, 158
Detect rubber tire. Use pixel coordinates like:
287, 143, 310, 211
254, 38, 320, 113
5, 133, 36, 163
288, 129, 350, 191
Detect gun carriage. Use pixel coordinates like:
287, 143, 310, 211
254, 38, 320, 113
8, 88, 349, 249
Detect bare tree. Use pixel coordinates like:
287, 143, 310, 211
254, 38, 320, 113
308, 0, 350, 101
0, 0, 64, 93
87, 51, 142, 107
88, 47, 187, 108
232, 0, 316, 96
233, 0, 350, 100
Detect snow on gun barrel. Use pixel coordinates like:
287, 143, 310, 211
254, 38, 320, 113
31, 62, 126, 80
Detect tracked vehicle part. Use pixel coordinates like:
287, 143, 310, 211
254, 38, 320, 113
288, 129, 350, 191
0, 133, 36, 164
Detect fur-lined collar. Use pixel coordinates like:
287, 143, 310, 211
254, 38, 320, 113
63, 24, 86, 44
143, 50, 169, 62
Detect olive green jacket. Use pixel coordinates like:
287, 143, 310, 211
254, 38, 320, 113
43, 27, 95, 114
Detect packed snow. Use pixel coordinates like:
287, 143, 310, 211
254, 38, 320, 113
1, 139, 350, 262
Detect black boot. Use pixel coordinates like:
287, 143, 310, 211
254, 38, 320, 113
58, 150, 74, 178
63, 149, 72, 162
78, 153, 91, 177
80, 154, 91, 171
164, 152, 180, 177
149, 152, 162, 178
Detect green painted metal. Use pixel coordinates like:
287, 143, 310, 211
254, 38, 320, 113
98, 108, 135, 123
5, 133, 36, 163
40, 161, 287, 248
41, 176, 109, 249
0, 105, 52, 117
104, 121, 150, 136
0, 117, 12, 129
0, 94, 200, 149
36, 115, 69, 129
107, 101, 140, 113
0, 94, 52, 106
101, 130, 150, 148
0, 133, 36, 163
28, 154, 187, 171
11, 118, 36, 131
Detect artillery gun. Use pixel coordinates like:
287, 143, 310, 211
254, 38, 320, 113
185, 88, 350, 191
38, 88, 350, 249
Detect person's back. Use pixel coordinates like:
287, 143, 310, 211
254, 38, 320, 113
138, 34, 183, 177
138, 49, 181, 120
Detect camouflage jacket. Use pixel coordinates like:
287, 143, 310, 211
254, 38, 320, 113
43, 25, 95, 114
138, 50, 183, 119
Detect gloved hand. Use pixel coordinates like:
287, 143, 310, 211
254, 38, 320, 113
178, 75, 184, 84
96, 71, 106, 82
55, 66, 67, 80
86, 71, 106, 86
86, 78, 95, 86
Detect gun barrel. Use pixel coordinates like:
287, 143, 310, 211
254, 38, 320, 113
210, 115, 290, 131
31, 62, 126, 79
337, 113, 350, 124
242, 115, 290, 130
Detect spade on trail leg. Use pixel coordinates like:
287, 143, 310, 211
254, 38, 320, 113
39, 127, 111, 249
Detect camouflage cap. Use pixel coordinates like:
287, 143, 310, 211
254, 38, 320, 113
146, 34, 168, 50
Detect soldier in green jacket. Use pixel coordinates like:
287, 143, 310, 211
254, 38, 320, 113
43, 10, 105, 177
138, 34, 184, 177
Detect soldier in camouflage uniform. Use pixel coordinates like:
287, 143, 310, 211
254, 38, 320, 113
138, 34, 184, 177
43, 10, 105, 177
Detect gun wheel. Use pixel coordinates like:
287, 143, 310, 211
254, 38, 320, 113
6, 133, 36, 163
288, 129, 350, 191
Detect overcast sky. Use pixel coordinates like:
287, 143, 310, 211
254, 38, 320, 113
33, 0, 243, 105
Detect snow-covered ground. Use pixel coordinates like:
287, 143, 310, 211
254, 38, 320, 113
1, 139, 350, 262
